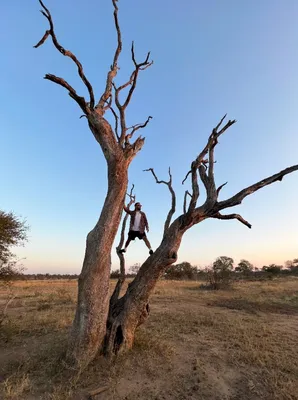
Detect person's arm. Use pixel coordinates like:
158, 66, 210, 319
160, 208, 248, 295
144, 213, 149, 232
124, 204, 133, 215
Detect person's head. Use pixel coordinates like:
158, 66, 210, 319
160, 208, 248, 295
135, 202, 142, 211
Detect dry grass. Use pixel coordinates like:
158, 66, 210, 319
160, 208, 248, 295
0, 278, 298, 399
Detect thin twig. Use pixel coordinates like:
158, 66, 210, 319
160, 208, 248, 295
125, 116, 152, 143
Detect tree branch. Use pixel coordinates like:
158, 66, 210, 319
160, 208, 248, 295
217, 182, 228, 197
183, 191, 192, 214
144, 168, 176, 236
187, 163, 200, 214
109, 106, 120, 141
182, 115, 236, 214
111, 185, 135, 304
113, 41, 153, 145
218, 165, 298, 210
34, 0, 95, 111
122, 42, 153, 110
212, 212, 252, 229
97, 0, 122, 109
44, 74, 87, 112
125, 116, 152, 144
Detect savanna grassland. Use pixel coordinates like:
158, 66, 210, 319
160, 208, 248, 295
0, 278, 298, 400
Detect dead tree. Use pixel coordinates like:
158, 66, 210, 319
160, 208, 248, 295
34, 1, 298, 366
34, 0, 152, 367
103, 115, 298, 355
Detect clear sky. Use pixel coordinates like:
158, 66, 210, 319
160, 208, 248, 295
1, 0, 298, 273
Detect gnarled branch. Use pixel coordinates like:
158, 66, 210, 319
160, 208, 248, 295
34, 0, 94, 111
218, 165, 298, 210
44, 74, 87, 111
182, 116, 236, 216
211, 212, 252, 229
144, 168, 176, 236
113, 42, 153, 144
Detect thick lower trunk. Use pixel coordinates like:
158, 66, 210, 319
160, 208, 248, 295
103, 218, 185, 356
67, 161, 128, 368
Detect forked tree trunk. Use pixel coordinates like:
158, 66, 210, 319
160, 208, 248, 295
104, 219, 186, 356
34, 0, 298, 369
67, 113, 130, 367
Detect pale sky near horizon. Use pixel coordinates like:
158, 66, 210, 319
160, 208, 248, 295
1, 0, 298, 274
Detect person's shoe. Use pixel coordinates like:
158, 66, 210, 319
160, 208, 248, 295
149, 250, 154, 255
119, 249, 126, 253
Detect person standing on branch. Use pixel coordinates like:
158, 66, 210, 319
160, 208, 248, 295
120, 202, 154, 255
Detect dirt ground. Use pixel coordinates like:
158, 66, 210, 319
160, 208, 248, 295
0, 278, 298, 400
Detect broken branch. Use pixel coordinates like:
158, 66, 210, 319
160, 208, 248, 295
44, 74, 87, 112
212, 212, 252, 229
217, 182, 228, 197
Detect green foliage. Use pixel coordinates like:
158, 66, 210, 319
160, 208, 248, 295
165, 262, 198, 280
0, 211, 28, 263
213, 256, 234, 272
110, 269, 120, 279
206, 256, 234, 290
235, 259, 254, 274
0, 210, 28, 282
262, 264, 282, 274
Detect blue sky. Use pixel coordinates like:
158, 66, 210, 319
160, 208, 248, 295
1, 0, 298, 273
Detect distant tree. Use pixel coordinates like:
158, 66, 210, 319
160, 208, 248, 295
110, 269, 120, 279
284, 260, 293, 269
0, 210, 28, 282
129, 263, 141, 276
213, 256, 234, 272
206, 256, 234, 289
165, 262, 198, 280
286, 258, 298, 274
235, 259, 253, 274
262, 264, 282, 274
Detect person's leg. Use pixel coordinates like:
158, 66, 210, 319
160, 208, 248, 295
120, 232, 134, 253
123, 237, 131, 249
143, 235, 153, 255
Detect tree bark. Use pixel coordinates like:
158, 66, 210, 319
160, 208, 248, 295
67, 113, 130, 367
103, 218, 186, 356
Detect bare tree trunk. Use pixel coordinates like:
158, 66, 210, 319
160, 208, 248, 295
67, 115, 129, 367
104, 219, 185, 356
